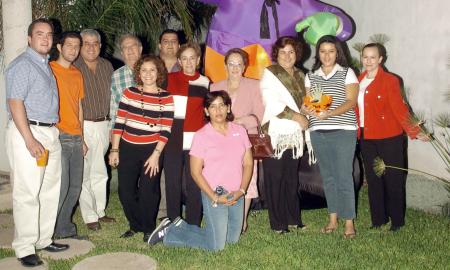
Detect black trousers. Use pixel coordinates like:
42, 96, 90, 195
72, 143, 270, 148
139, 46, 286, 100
164, 120, 202, 226
117, 140, 162, 233
262, 149, 302, 231
360, 133, 407, 227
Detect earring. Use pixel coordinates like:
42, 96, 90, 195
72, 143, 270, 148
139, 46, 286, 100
205, 112, 210, 116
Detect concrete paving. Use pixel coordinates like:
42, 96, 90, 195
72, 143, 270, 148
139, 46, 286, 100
0, 213, 13, 227
0, 175, 12, 211
0, 213, 14, 248
72, 252, 157, 270
40, 239, 95, 260
0, 227, 14, 248
0, 257, 48, 270
406, 173, 450, 214
0, 213, 95, 260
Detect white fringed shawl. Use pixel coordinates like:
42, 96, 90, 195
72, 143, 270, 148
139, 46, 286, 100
261, 68, 305, 159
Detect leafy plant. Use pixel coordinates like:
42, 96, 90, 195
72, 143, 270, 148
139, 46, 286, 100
30, 0, 209, 55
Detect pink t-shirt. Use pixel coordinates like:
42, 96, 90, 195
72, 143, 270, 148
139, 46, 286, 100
190, 122, 251, 192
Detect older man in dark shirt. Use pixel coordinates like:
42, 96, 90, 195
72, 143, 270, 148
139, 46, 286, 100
74, 29, 115, 231
5, 18, 69, 267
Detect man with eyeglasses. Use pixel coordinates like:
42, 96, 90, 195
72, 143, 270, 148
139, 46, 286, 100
110, 34, 143, 129
74, 29, 115, 231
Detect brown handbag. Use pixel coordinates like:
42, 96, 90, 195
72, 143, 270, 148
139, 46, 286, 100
247, 114, 274, 159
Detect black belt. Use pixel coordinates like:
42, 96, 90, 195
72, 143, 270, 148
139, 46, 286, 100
86, 116, 110, 122
29, 120, 56, 127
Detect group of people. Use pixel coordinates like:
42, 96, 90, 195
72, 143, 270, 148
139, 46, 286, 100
5, 17, 429, 266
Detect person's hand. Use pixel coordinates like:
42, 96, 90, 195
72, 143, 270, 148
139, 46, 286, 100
316, 110, 331, 120
223, 190, 244, 206
82, 140, 89, 156
144, 152, 160, 177
25, 137, 45, 158
295, 114, 309, 130
301, 104, 315, 116
109, 152, 119, 168
216, 194, 231, 205
416, 132, 431, 142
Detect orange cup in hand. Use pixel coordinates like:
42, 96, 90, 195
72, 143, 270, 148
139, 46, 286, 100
36, 149, 49, 167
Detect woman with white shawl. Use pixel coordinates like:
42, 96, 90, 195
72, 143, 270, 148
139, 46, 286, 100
260, 36, 309, 234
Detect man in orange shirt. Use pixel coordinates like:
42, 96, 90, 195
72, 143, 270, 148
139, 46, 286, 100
50, 31, 88, 239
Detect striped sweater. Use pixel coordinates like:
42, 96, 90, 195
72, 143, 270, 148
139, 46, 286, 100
167, 71, 210, 149
112, 87, 174, 144
307, 67, 358, 131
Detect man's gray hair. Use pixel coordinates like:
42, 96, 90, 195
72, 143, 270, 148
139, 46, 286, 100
80, 29, 101, 43
118, 34, 142, 50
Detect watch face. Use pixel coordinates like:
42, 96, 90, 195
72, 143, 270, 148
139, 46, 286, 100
215, 186, 228, 195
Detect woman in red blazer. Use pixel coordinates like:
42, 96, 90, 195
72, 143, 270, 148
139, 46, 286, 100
357, 43, 428, 231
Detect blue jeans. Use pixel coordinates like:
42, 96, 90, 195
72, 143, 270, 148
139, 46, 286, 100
163, 192, 243, 251
54, 132, 84, 237
310, 130, 356, 220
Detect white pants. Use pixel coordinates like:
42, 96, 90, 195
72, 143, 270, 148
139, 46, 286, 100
79, 121, 109, 223
6, 121, 61, 258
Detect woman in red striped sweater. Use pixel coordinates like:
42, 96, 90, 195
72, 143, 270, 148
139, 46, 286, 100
109, 55, 174, 242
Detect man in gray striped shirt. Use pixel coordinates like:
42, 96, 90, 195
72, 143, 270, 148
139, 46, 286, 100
5, 18, 69, 267
74, 29, 115, 231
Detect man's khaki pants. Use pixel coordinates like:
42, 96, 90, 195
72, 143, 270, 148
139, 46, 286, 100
6, 121, 61, 258
79, 120, 109, 223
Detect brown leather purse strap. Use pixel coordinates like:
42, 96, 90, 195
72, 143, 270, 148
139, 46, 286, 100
248, 114, 264, 136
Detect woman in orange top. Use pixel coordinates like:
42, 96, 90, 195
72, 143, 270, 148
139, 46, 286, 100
357, 43, 428, 231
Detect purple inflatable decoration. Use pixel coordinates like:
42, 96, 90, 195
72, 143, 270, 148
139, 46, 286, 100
199, 0, 354, 82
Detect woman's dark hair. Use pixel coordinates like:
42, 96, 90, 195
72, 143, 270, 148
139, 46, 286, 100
224, 48, 249, 68
134, 54, 167, 87
271, 36, 302, 62
204, 91, 235, 122
312, 35, 349, 72
362, 42, 387, 65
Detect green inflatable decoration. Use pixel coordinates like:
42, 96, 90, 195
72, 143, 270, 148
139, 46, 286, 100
295, 12, 342, 45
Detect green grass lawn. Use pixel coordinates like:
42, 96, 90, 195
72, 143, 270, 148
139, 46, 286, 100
1, 186, 449, 269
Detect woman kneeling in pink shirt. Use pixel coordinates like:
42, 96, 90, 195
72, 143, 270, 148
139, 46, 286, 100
147, 91, 254, 251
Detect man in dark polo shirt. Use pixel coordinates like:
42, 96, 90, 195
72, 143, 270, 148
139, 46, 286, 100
74, 29, 115, 231
5, 18, 69, 267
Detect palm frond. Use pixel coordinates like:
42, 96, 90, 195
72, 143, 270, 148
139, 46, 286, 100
352, 42, 365, 53
369, 33, 390, 45
373, 157, 386, 177
434, 113, 450, 129
31, 0, 198, 55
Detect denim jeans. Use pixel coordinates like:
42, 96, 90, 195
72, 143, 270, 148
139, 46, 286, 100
164, 192, 244, 251
54, 132, 84, 237
310, 130, 356, 220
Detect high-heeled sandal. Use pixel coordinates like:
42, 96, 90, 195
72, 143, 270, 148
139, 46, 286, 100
343, 230, 356, 239
320, 226, 337, 234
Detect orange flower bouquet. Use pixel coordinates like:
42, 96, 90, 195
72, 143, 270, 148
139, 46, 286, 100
303, 84, 332, 113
